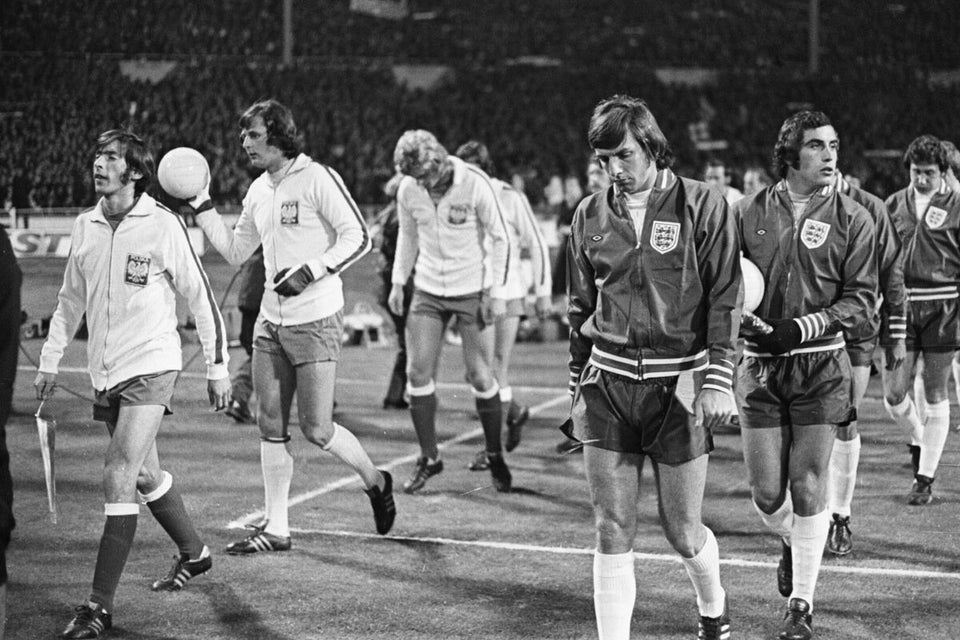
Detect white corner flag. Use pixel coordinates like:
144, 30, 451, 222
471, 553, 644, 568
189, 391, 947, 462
35, 400, 57, 524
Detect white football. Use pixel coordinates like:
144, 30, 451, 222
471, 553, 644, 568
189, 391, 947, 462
740, 255, 764, 313
158, 147, 209, 199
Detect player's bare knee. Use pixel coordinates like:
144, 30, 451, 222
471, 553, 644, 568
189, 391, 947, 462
301, 421, 334, 447
662, 520, 701, 557
594, 510, 635, 548
751, 488, 786, 514
135, 467, 163, 493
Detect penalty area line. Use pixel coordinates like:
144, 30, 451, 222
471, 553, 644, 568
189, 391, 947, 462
296, 528, 960, 582
226, 392, 571, 529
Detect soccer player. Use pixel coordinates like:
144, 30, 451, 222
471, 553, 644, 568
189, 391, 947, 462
882, 135, 960, 506
0, 226, 20, 640
703, 157, 744, 204
224, 245, 265, 424
389, 129, 511, 493
735, 111, 876, 640
565, 95, 738, 640
826, 169, 906, 555
455, 141, 552, 467
374, 172, 413, 410
191, 99, 396, 553
743, 164, 774, 196
35, 130, 232, 638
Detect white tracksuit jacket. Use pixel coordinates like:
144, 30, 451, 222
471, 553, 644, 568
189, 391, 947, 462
40, 193, 229, 390
196, 153, 371, 325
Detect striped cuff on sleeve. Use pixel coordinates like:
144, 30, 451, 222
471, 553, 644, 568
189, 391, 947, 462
568, 366, 582, 396
794, 312, 830, 343
887, 314, 907, 341
701, 359, 735, 394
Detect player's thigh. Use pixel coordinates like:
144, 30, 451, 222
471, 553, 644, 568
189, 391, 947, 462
920, 349, 955, 402
406, 312, 444, 382
583, 445, 643, 553
740, 426, 789, 506
654, 455, 708, 556
787, 423, 836, 515
295, 360, 337, 442
106, 404, 166, 493
252, 348, 297, 435
458, 320, 495, 389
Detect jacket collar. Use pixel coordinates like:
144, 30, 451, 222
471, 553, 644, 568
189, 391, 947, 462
775, 179, 835, 197
90, 192, 156, 225
612, 167, 676, 199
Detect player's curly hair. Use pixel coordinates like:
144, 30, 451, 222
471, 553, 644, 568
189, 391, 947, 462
942, 140, 960, 177
239, 99, 303, 158
587, 95, 673, 170
455, 140, 495, 175
903, 135, 947, 172
393, 130, 448, 178
95, 129, 154, 196
773, 110, 832, 179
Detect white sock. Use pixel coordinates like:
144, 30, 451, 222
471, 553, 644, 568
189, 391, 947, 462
919, 400, 950, 478
828, 436, 861, 517
681, 527, 726, 618
790, 511, 830, 610
754, 494, 794, 542
323, 423, 380, 489
499, 386, 513, 403
593, 551, 636, 640
884, 396, 924, 447
260, 441, 294, 537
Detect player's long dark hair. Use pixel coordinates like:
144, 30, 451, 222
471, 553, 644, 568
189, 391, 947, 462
773, 110, 832, 179
455, 140, 495, 176
240, 99, 303, 158
587, 95, 673, 170
95, 129, 155, 196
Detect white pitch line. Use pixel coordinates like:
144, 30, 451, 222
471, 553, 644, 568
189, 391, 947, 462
293, 528, 960, 582
226, 392, 571, 529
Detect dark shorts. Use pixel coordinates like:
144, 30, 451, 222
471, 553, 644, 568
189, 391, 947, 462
563, 363, 713, 464
498, 297, 526, 318
410, 289, 489, 329
93, 370, 177, 424
253, 311, 343, 366
846, 335, 878, 367
736, 349, 852, 429
907, 298, 960, 352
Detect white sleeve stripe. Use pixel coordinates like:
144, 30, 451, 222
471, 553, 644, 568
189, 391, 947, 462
321, 165, 370, 271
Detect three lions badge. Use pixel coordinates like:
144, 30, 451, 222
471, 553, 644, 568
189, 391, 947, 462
800, 219, 831, 249
651, 222, 680, 254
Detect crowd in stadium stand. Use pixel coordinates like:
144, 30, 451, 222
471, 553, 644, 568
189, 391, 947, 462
1, 0, 959, 212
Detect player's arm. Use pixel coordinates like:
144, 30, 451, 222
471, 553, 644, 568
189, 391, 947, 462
164, 216, 230, 409
388, 182, 418, 316
312, 166, 371, 275
36, 224, 88, 399
475, 175, 510, 295
693, 190, 740, 396
875, 204, 906, 367
192, 184, 260, 266
513, 189, 553, 316
566, 203, 596, 396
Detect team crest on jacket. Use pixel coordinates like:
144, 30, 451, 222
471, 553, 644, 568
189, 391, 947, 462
800, 219, 830, 249
124, 254, 150, 286
280, 201, 299, 225
651, 222, 680, 254
926, 206, 948, 229
447, 203, 472, 225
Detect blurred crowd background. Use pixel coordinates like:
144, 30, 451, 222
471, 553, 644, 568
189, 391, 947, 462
2, 0, 959, 216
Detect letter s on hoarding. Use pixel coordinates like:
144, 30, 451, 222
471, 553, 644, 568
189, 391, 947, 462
10, 231, 72, 258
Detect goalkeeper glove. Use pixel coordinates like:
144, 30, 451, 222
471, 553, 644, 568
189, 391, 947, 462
273, 261, 323, 296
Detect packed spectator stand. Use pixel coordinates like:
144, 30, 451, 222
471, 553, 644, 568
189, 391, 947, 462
2, 0, 959, 211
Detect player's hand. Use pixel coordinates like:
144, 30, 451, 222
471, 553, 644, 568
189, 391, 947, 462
534, 295, 552, 320
884, 340, 906, 371
207, 376, 231, 411
387, 283, 406, 316
755, 318, 803, 355
273, 263, 318, 297
695, 388, 736, 431
34, 371, 58, 400
490, 297, 507, 320
185, 177, 212, 212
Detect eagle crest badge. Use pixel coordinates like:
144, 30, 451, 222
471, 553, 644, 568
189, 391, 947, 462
124, 253, 150, 287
